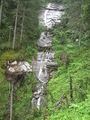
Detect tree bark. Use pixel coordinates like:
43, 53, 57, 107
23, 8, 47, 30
79, 0, 83, 47
8, 28, 11, 49
12, 3, 19, 49
79, 25, 82, 47
0, 0, 3, 26
70, 76, 73, 101
20, 9, 25, 45
10, 82, 14, 120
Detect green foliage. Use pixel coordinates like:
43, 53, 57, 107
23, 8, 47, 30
47, 21, 90, 119
53, 29, 67, 44
48, 96, 90, 120
0, 44, 38, 120
18, 45, 37, 63
12, 73, 37, 120
83, 1, 90, 30
0, 72, 37, 120
0, 69, 9, 120
0, 0, 41, 49
0, 51, 18, 68
0, 0, 90, 119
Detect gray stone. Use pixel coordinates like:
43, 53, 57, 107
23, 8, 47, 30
7, 61, 32, 74
37, 32, 52, 48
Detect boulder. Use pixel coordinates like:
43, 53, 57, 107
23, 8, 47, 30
37, 32, 52, 48
46, 62, 58, 69
5, 61, 32, 82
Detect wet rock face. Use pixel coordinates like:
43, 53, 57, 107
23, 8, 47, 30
37, 32, 52, 49
31, 83, 47, 109
33, 32, 59, 108
39, 3, 64, 29
37, 52, 55, 61
32, 32, 58, 109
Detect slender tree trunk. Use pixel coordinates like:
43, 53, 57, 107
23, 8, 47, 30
10, 81, 14, 120
79, 25, 82, 47
12, 4, 19, 49
79, 0, 83, 47
8, 28, 11, 49
70, 76, 73, 101
0, 0, 3, 26
20, 9, 25, 45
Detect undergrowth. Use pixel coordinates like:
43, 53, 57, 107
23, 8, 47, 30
46, 25, 90, 120
0, 41, 37, 120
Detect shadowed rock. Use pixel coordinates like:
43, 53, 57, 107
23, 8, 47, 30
6, 61, 32, 82
37, 32, 52, 49
37, 51, 55, 61
32, 61, 49, 84
46, 62, 58, 69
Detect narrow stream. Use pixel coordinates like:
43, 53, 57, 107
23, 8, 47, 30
31, 3, 64, 109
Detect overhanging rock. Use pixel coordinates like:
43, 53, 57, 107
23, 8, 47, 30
5, 61, 32, 82
46, 62, 58, 69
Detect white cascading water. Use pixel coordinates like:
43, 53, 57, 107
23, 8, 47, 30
37, 97, 41, 109
40, 3, 64, 29
44, 3, 51, 27
32, 3, 64, 110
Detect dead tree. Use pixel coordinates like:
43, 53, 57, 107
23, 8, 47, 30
0, 0, 3, 26
12, 3, 19, 49
55, 94, 69, 109
79, 0, 84, 47
20, 9, 25, 45
8, 27, 12, 49
10, 81, 14, 120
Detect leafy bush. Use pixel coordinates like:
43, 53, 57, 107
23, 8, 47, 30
47, 96, 90, 120
0, 51, 18, 68
47, 25, 90, 120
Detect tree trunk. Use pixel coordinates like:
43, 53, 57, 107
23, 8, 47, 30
20, 9, 25, 45
8, 28, 11, 49
79, 25, 82, 47
79, 0, 83, 47
0, 0, 3, 26
10, 82, 14, 120
70, 76, 73, 101
12, 4, 19, 49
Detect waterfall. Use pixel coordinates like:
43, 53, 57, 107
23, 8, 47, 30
31, 3, 64, 110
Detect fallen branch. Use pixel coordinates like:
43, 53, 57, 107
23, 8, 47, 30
10, 81, 14, 120
55, 94, 69, 109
